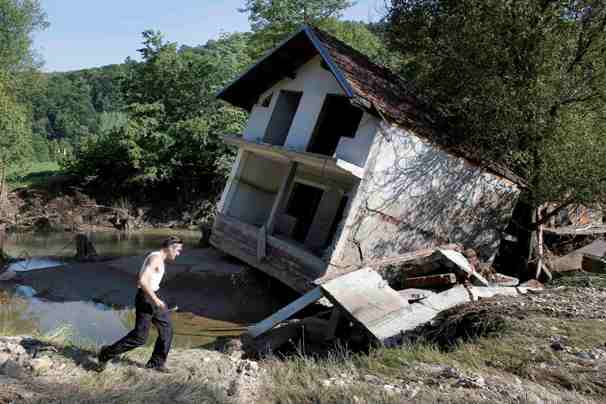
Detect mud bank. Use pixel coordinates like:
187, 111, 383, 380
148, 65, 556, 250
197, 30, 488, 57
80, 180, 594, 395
2, 248, 285, 324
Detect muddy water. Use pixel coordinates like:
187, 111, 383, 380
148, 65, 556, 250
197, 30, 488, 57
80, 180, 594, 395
1, 229, 201, 259
0, 230, 250, 348
0, 289, 245, 348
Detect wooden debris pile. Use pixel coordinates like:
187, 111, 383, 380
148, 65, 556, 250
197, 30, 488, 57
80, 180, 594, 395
243, 247, 542, 356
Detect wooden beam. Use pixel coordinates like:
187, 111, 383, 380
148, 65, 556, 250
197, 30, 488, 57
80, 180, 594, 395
247, 287, 323, 338
404, 273, 457, 289
438, 249, 489, 286
257, 224, 267, 262
267, 162, 298, 234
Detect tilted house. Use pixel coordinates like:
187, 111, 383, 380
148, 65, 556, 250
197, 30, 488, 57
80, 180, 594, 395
212, 25, 522, 293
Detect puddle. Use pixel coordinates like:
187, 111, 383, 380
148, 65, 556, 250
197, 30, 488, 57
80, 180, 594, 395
8, 258, 64, 272
0, 289, 245, 349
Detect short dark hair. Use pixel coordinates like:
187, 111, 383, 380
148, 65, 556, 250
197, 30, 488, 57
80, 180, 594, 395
161, 236, 183, 248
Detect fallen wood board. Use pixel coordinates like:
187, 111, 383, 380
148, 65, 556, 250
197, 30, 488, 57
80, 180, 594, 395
551, 240, 606, 272
320, 267, 412, 344
582, 254, 606, 274
247, 287, 322, 338
438, 249, 489, 286
404, 273, 456, 289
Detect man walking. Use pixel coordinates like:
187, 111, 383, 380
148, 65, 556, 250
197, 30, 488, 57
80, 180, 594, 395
97, 236, 183, 372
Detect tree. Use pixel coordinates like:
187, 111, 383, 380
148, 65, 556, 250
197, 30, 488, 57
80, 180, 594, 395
0, 0, 48, 71
0, 72, 32, 202
385, 0, 606, 221
240, 0, 355, 56
0, 0, 48, 204
66, 31, 252, 198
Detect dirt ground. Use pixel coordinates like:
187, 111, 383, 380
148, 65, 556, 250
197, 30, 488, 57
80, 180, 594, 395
2, 279, 606, 403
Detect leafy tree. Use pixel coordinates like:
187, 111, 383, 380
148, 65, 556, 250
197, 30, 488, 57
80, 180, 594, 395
0, 72, 32, 202
66, 31, 252, 197
240, 0, 355, 56
385, 0, 606, 225
0, 0, 48, 204
0, 0, 48, 71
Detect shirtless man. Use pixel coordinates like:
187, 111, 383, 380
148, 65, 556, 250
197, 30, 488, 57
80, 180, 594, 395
97, 236, 183, 372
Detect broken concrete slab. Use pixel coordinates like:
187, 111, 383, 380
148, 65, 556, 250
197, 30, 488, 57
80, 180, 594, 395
438, 249, 489, 286
321, 268, 411, 344
551, 239, 606, 272
404, 273, 457, 289
419, 285, 470, 312
398, 288, 436, 303
467, 286, 519, 301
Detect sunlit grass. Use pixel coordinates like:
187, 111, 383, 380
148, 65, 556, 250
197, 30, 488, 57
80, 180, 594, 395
7, 161, 62, 190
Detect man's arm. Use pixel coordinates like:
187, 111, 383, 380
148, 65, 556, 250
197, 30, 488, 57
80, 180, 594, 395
138, 255, 166, 310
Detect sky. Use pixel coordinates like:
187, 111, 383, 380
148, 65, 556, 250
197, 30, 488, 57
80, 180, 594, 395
34, 0, 386, 72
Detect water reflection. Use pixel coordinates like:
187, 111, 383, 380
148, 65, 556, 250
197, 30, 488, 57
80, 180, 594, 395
0, 289, 243, 348
2, 230, 201, 259
8, 258, 64, 272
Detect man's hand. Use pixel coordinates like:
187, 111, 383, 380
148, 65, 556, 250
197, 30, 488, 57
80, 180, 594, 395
154, 298, 167, 310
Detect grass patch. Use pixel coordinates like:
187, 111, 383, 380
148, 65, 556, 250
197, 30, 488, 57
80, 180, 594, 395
7, 161, 62, 190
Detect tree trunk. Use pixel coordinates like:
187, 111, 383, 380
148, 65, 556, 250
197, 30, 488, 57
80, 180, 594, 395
0, 164, 7, 207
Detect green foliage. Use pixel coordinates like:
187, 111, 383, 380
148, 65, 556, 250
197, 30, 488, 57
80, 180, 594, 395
0, 0, 48, 71
385, 0, 606, 213
0, 71, 32, 171
241, 0, 354, 57
65, 31, 251, 195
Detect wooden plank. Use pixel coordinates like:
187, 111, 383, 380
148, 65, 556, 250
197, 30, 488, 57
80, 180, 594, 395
247, 287, 323, 338
582, 254, 606, 274
438, 249, 489, 286
404, 273, 457, 289
257, 224, 267, 261
267, 162, 297, 234
321, 268, 412, 343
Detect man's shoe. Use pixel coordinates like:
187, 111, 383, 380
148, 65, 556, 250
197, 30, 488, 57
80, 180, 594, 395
96, 346, 109, 372
145, 363, 172, 373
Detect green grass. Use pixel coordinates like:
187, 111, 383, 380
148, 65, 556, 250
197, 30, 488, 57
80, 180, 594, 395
7, 161, 62, 190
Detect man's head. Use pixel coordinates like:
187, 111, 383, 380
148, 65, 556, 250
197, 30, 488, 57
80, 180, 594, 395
161, 236, 183, 261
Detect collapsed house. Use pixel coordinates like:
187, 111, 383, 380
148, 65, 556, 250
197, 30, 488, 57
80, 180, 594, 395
211, 25, 523, 294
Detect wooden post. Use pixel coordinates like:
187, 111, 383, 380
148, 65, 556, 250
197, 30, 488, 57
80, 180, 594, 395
75, 233, 98, 261
536, 206, 544, 280
267, 161, 298, 234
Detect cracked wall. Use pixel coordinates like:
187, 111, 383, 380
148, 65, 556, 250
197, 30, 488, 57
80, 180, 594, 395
328, 122, 520, 270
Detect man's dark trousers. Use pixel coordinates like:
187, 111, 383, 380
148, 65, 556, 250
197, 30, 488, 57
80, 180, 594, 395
100, 289, 173, 367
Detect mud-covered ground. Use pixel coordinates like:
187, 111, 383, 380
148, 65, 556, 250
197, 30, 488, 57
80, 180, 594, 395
2, 274, 606, 403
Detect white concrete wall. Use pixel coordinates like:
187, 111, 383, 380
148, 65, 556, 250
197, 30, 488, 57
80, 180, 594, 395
242, 56, 346, 149
227, 153, 288, 227
334, 113, 378, 168
329, 123, 521, 267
